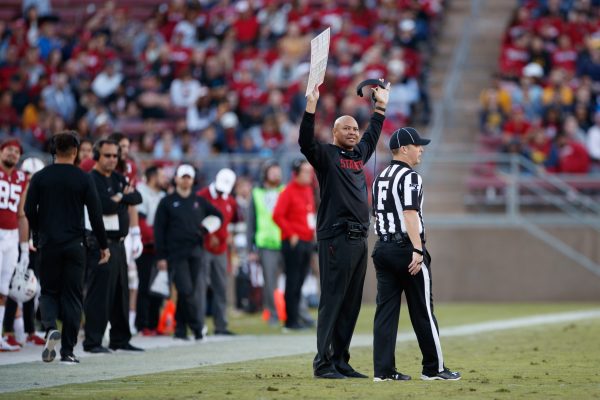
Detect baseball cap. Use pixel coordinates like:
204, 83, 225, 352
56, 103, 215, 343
176, 164, 195, 178
389, 127, 431, 149
215, 168, 236, 195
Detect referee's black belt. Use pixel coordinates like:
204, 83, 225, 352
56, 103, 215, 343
379, 232, 408, 244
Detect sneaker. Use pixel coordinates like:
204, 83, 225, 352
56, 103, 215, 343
26, 334, 46, 346
109, 343, 144, 352
313, 370, 347, 379
5, 334, 22, 348
214, 329, 235, 336
421, 368, 461, 381
84, 345, 111, 354
60, 354, 80, 365
0, 337, 20, 352
42, 330, 61, 362
374, 370, 412, 382
341, 369, 368, 379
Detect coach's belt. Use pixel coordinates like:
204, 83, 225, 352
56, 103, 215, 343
379, 232, 408, 243
107, 237, 125, 244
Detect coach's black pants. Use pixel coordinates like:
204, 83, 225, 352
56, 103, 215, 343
38, 239, 86, 357
282, 239, 312, 328
372, 241, 444, 376
135, 252, 163, 331
83, 240, 131, 349
313, 233, 367, 375
170, 247, 205, 337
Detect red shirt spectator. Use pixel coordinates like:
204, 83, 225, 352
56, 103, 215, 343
197, 169, 239, 255
503, 107, 532, 140
499, 36, 531, 77
233, 3, 260, 44
272, 165, 316, 242
558, 140, 590, 173
551, 35, 577, 74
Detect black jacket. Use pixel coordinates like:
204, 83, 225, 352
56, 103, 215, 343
90, 170, 142, 240
154, 191, 223, 260
299, 111, 384, 240
25, 164, 108, 248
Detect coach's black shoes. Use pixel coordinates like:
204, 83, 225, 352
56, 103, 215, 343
373, 370, 412, 382
60, 354, 80, 365
42, 330, 61, 362
84, 345, 111, 354
421, 368, 461, 381
340, 369, 369, 379
109, 343, 144, 352
314, 368, 347, 379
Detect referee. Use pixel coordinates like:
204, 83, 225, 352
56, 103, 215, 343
25, 131, 109, 364
300, 81, 390, 379
371, 127, 461, 381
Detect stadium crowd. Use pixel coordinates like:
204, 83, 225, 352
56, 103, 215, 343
480, 0, 600, 174
1, 0, 443, 171
0, 0, 446, 356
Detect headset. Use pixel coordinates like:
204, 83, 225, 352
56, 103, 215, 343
356, 79, 389, 103
92, 139, 121, 161
355, 79, 389, 179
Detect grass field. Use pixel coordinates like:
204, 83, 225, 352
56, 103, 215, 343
4, 303, 600, 399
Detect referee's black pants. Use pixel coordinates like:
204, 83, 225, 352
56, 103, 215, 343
372, 241, 444, 376
282, 239, 312, 328
83, 240, 131, 349
38, 239, 86, 357
313, 233, 367, 376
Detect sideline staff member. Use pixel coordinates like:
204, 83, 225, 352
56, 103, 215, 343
300, 81, 390, 379
25, 131, 109, 364
154, 164, 222, 340
371, 127, 461, 381
84, 139, 143, 353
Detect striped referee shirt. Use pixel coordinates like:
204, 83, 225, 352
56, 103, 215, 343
372, 160, 425, 240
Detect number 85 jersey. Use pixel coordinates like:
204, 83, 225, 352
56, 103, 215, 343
0, 169, 28, 230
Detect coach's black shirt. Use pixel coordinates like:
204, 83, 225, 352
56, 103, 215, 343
25, 164, 108, 248
299, 111, 384, 240
90, 169, 142, 240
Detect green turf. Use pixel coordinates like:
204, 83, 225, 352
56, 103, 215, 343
6, 303, 600, 400
227, 302, 600, 335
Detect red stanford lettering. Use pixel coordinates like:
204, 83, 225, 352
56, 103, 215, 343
340, 159, 364, 171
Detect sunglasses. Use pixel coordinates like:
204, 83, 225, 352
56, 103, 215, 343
102, 153, 119, 158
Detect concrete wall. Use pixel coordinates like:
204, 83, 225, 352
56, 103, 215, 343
362, 227, 600, 302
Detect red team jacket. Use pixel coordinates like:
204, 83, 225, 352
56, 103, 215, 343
0, 168, 28, 229
272, 180, 315, 242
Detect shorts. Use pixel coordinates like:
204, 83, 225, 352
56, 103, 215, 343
0, 229, 18, 295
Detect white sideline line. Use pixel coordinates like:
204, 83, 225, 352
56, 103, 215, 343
0, 309, 598, 394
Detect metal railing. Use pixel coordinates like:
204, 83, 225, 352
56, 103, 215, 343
420, 152, 600, 277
